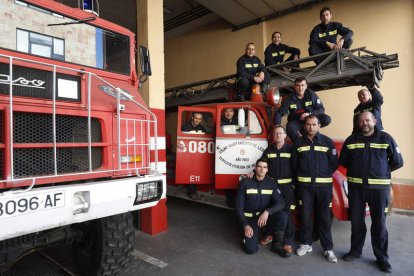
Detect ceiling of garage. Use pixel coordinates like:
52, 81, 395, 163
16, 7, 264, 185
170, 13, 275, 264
164, 0, 324, 37
59, 0, 325, 38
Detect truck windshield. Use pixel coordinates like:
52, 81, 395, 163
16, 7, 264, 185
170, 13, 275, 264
1, 0, 130, 75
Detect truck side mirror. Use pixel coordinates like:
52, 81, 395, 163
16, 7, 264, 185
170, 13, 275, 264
139, 46, 152, 86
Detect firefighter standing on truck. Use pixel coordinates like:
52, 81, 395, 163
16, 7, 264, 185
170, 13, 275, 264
339, 111, 403, 273
236, 159, 286, 255
292, 114, 339, 263
259, 126, 296, 258
353, 86, 384, 132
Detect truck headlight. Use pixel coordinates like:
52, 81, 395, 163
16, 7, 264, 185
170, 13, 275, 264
134, 181, 162, 204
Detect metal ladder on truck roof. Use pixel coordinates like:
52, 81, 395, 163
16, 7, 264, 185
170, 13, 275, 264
165, 47, 399, 109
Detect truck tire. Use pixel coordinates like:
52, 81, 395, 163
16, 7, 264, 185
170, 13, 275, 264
73, 213, 134, 276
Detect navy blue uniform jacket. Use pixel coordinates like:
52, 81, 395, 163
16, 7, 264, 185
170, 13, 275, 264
274, 89, 325, 125
339, 128, 403, 190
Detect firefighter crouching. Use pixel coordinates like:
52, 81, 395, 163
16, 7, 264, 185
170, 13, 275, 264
236, 159, 287, 254
339, 111, 403, 273
292, 114, 339, 263
259, 126, 296, 257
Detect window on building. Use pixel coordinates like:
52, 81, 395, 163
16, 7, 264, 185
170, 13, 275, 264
16, 29, 65, 61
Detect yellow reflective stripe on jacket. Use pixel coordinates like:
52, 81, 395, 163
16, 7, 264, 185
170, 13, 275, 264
253, 63, 259, 67
278, 178, 292, 184
328, 30, 338, 35
298, 177, 332, 183
305, 101, 313, 106
319, 33, 326, 38
346, 143, 365, 149
290, 104, 297, 109
347, 177, 363, 184
261, 189, 273, 195
370, 143, 389, 149
245, 64, 253, 68
315, 177, 333, 183
368, 179, 391, 185
314, 146, 329, 152
267, 153, 277, 158
298, 200, 303, 205
246, 189, 258, 194
244, 212, 261, 217
279, 51, 285, 55
329, 202, 332, 208
272, 52, 278, 57
290, 205, 296, 210
297, 146, 310, 152
347, 177, 391, 185
280, 153, 291, 158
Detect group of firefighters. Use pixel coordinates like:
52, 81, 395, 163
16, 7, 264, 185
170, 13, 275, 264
233, 6, 403, 274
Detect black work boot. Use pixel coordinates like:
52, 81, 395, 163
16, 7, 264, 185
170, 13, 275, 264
270, 231, 284, 255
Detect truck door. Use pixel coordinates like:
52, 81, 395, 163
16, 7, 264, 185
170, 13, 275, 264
215, 106, 268, 189
175, 106, 216, 185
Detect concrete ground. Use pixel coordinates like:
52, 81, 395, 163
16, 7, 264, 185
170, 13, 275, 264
3, 197, 414, 276
127, 197, 414, 276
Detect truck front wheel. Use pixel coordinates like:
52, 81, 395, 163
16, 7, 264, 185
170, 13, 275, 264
73, 213, 134, 275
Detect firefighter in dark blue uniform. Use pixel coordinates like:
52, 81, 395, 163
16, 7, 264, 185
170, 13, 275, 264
339, 111, 403, 273
309, 7, 353, 64
264, 31, 300, 66
274, 77, 331, 142
236, 43, 270, 100
236, 159, 287, 254
259, 126, 296, 257
353, 87, 384, 132
292, 115, 339, 263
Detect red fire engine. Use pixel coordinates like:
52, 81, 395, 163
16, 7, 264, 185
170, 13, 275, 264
0, 0, 165, 274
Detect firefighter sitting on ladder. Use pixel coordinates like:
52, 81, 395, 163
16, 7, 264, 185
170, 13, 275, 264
236, 159, 287, 254
308, 6, 353, 65
236, 42, 270, 101
274, 77, 331, 142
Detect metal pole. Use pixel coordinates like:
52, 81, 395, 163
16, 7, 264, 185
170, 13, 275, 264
87, 73, 92, 172
9, 57, 14, 180
52, 66, 57, 175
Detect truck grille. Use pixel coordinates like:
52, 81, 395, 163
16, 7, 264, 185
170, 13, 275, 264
13, 147, 102, 178
14, 112, 102, 143
10, 112, 103, 178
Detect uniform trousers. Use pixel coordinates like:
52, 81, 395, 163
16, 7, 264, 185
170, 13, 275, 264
308, 39, 353, 64
279, 184, 296, 246
243, 211, 287, 254
348, 187, 390, 262
297, 186, 333, 251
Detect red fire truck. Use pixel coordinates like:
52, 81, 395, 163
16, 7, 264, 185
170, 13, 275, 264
166, 46, 398, 219
0, 0, 165, 274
